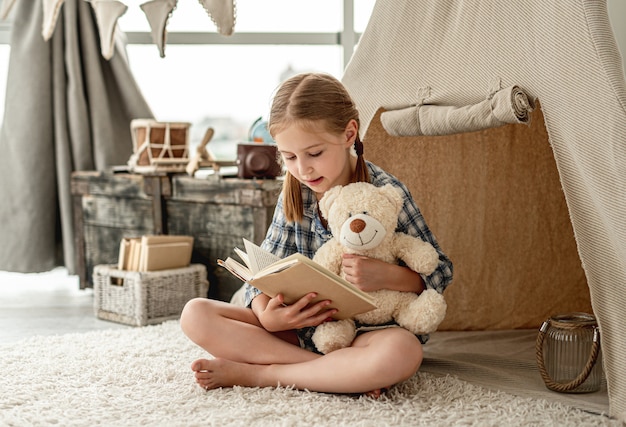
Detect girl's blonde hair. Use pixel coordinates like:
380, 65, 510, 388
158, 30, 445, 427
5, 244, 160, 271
268, 73, 369, 223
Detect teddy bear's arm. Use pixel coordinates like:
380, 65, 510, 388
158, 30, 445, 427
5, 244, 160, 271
312, 240, 344, 276
392, 233, 440, 276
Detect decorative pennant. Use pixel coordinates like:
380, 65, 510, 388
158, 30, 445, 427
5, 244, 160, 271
198, 0, 235, 36
42, 0, 66, 40
0, 0, 18, 20
140, 0, 178, 58
4, 0, 237, 58
89, 0, 128, 60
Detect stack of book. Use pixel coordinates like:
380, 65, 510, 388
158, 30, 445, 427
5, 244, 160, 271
118, 235, 194, 272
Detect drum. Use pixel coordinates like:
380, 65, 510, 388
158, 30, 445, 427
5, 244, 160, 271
129, 119, 191, 173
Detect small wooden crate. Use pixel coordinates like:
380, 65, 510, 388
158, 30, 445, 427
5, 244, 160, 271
93, 263, 209, 326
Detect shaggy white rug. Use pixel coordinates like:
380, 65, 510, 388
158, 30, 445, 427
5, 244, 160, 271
0, 320, 618, 427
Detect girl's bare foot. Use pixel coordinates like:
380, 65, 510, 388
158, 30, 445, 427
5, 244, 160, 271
192, 358, 264, 390
192, 358, 393, 397
363, 387, 390, 399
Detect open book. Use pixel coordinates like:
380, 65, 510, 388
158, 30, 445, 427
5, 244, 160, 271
218, 239, 377, 320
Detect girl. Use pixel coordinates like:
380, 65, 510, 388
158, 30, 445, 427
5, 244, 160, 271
180, 73, 453, 396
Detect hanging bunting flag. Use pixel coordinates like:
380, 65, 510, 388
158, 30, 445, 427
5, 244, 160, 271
0, 0, 237, 59
89, 0, 128, 60
140, 0, 178, 58
198, 0, 235, 36
0, 0, 17, 20
42, 0, 67, 40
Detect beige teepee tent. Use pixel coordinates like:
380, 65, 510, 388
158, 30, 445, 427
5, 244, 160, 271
343, 0, 626, 420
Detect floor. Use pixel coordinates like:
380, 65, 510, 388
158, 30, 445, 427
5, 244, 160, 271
0, 267, 613, 420
0, 267, 129, 344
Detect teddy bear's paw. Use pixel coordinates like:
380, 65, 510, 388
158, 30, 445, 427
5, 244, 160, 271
395, 289, 447, 335
412, 243, 440, 275
311, 320, 357, 354
398, 238, 440, 276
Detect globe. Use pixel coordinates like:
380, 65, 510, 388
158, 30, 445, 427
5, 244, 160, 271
249, 117, 275, 144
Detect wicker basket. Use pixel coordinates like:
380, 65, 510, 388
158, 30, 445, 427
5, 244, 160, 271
93, 264, 209, 326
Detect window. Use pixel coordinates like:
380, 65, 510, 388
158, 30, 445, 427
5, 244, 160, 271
0, 1, 376, 160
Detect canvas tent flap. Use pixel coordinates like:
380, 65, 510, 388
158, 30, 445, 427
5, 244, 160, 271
343, 0, 626, 420
380, 84, 535, 136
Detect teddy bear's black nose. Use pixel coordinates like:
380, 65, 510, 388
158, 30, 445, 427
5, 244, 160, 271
349, 218, 366, 233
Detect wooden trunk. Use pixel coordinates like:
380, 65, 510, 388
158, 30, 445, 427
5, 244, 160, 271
71, 171, 282, 302
166, 175, 281, 302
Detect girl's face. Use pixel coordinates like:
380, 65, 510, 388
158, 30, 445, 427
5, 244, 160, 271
275, 120, 358, 199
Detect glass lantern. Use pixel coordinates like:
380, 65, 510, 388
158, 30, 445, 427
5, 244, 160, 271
536, 312, 603, 393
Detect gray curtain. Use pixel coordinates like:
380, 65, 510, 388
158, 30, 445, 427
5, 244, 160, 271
0, 1, 153, 274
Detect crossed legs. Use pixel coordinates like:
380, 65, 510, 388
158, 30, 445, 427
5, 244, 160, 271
180, 298, 423, 394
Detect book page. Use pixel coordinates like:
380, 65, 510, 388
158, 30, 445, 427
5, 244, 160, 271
233, 247, 251, 270
242, 238, 281, 274
256, 257, 300, 277
217, 257, 253, 282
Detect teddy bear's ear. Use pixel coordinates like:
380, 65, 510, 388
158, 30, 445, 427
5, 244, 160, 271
319, 185, 343, 219
380, 184, 404, 212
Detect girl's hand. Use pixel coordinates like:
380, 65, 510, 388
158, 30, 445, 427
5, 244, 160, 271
341, 253, 425, 293
257, 292, 337, 332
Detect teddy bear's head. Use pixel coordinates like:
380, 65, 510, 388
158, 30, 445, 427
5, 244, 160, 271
319, 182, 404, 251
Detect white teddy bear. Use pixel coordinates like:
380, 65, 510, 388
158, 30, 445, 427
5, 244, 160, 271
311, 182, 447, 354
